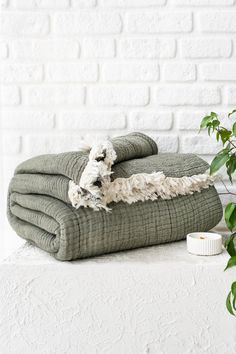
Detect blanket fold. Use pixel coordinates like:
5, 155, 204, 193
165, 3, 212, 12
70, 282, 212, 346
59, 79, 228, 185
7, 132, 223, 261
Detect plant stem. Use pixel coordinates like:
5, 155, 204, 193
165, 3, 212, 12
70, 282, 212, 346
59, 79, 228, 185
229, 140, 236, 149
220, 179, 236, 196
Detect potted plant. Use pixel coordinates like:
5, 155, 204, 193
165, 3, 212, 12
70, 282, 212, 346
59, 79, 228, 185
200, 110, 236, 316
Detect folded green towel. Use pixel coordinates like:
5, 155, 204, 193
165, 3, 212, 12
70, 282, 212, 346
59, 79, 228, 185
7, 132, 222, 261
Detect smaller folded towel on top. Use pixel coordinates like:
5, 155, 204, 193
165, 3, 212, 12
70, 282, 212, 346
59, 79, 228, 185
68, 137, 216, 211
112, 132, 158, 163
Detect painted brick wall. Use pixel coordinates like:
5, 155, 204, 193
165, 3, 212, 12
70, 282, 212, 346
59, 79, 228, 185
1, 0, 236, 257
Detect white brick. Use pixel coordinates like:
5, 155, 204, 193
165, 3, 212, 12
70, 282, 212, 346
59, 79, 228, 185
130, 111, 172, 130
0, 42, 8, 59
46, 63, 98, 83
182, 136, 220, 154
54, 12, 122, 34
199, 12, 236, 32
118, 38, 176, 58
88, 86, 149, 106
2, 135, 21, 154
0, 13, 49, 36
102, 62, 159, 82
0, 64, 43, 83
163, 63, 196, 82
226, 87, 236, 104
180, 38, 232, 58
2, 0, 236, 249
82, 38, 115, 58
126, 11, 192, 33
1, 111, 55, 130
177, 111, 206, 130
58, 112, 126, 130
180, 110, 234, 130
26, 135, 83, 154
72, 0, 96, 7
11, 40, 79, 60
151, 135, 179, 152
11, 0, 69, 8
172, 0, 234, 5
0, 86, 20, 106
2, 156, 25, 186
24, 86, 85, 106
82, 133, 110, 144
101, 0, 166, 6
201, 63, 236, 81
156, 86, 221, 106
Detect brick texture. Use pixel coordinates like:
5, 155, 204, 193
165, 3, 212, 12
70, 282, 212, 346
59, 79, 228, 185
1, 0, 236, 255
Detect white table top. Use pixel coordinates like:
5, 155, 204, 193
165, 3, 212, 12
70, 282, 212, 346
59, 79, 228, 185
2, 240, 229, 267
1, 240, 235, 354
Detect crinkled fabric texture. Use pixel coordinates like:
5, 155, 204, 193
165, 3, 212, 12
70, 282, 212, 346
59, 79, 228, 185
7, 133, 223, 261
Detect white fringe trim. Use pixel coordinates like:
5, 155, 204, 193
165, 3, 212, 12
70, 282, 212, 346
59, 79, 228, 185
68, 140, 217, 211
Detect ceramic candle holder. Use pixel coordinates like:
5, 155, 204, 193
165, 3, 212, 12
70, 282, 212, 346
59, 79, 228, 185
187, 232, 222, 256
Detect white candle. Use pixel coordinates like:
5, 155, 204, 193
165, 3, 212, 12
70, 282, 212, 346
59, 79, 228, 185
187, 232, 222, 256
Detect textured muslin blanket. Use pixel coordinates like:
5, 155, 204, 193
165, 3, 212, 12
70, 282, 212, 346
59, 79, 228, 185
7, 133, 223, 261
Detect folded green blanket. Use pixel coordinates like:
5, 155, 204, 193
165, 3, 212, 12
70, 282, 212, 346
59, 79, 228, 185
8, 132, 223, 261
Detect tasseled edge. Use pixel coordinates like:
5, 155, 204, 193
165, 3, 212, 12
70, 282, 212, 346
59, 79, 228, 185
68, 140, 218, 212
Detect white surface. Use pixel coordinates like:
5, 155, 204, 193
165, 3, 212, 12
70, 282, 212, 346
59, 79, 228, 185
187, 232, 223, 256
1, 241, 236, 354
1, 0, 236, 256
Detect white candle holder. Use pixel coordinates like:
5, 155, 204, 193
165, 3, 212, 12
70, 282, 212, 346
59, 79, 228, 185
187, 232, 222, 256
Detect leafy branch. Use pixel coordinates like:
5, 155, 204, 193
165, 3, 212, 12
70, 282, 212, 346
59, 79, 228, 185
200, 110, 236, 316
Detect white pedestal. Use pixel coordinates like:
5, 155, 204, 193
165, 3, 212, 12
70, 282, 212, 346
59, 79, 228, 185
0, 241, 236, 354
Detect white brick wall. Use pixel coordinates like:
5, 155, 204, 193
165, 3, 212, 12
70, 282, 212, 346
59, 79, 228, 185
1, 0, 236, 257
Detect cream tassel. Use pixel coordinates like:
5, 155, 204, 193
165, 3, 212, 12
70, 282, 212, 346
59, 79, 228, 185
103, 171, 216, 205
68, 140, 217, 212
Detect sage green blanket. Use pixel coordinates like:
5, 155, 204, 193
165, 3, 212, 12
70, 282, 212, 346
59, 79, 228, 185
7, 133, 222, 261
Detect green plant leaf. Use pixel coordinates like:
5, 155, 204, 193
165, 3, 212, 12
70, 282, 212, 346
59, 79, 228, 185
225, 235, 232, 248
233, 296, 236, 311
200, 115, 212, 129
226, 291, 235, 315
210, 149, 230, 175
231, 282, 236, 297
211, 112, 218, 118
232, 122, 236, 138
212, 119, 220, 130
207, 119, 220, 136
224, 256, 236, 271
227, 240, 236, 256
226, 155, 236, 183
219, 129, 232, 145
225, 203, 236, 231
228, 109, 236, 118
224, 233, 236, 257
207, 124, 212, 136
230, 282, 236, 311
